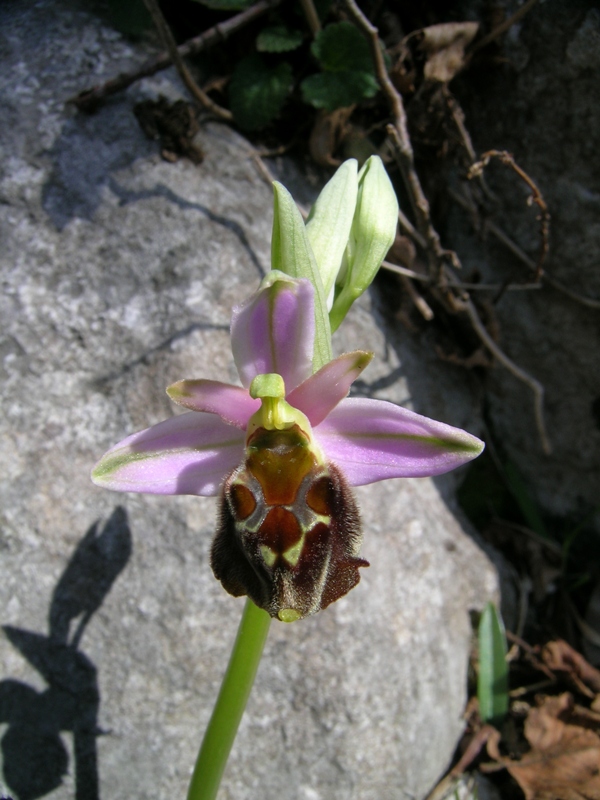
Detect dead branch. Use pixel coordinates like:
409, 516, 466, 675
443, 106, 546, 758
381, 260, 541, 293
382, 260, 429, 282
450, 188, 600, 309
345, 0, 552, 453
397, 208, 427, 250
457, 293, 551, 454
344, 0, 444, 276
400, 275, 435, 320
445, 91, 497, 202
142, 0, 232, 121
468, 150, 549, 280
250, 152, 278, 189
543, 273, 600, 310
69, 0, 278, 112
299, 0, 321, 35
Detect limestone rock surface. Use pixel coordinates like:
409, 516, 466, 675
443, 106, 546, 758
0, 3, 496, 800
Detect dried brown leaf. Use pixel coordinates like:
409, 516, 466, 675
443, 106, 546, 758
308, 107, 354, 168
542, 640, 600, 696
420, 22, 479, 83
489, 694, 600, 800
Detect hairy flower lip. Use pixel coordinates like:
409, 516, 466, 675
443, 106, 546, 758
92, 275, 484, 497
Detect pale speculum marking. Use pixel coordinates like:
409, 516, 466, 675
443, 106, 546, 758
229, 467, 333, 570
210, 424, 368, 621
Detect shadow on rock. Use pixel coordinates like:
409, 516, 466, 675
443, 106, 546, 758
41, 100, 154, 230
0, 507, 132, 800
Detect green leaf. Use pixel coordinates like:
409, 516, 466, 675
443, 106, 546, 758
271, 183, 332, 371
229, 56, 293, 131
311, 21, 374, 74
477, 602, 509, 727
301, 71, 378, 111
257, 25, 304, 53
305, 159, 358, 302
191, 0, 253, 9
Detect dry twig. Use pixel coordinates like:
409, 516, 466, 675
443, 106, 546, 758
458, 292, 551, 454
345, 0, 444, 276
445, 91, 497, 202
449, 189, 600, 309
382, 260, 429, 283
69, 0, 278, 111
142, 0, 232, 121
400, 276, 435, 320
345, 0, 552, 453
468, 150, 550, 280
543, 273, 600, 310
299, 0, 321, 35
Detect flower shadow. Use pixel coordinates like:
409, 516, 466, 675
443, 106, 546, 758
0, 507, 132, 800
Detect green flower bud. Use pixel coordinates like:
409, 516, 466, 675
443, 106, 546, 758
329, 156, 398, 332
305, 159, 358, 306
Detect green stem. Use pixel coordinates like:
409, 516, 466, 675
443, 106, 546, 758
186, 599, 272, 800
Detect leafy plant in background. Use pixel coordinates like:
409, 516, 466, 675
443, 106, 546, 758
229, 19, 381, 129
110, 0, 384, 130
300, 21, 379, 111
229, 54, 294, 130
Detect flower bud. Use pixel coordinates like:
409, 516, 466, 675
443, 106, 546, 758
330, 156, 398, 332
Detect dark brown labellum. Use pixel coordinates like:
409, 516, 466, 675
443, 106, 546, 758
210, 424, 368, 621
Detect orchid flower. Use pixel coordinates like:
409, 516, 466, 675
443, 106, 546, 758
92, 271, 484, 622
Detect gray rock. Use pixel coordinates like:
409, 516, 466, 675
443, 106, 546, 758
0, 3, 496, 800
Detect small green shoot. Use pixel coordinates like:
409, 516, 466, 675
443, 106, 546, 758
477, 601, 509, 727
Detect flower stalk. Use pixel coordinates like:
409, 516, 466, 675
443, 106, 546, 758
91, 158, 483, 799
186, 599, 271, 800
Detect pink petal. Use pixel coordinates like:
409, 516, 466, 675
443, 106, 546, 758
287, 351, 373, 426
91, 412, 245, 496
315, 398, 484, 484
231, 275, 315, 392
167, 380, 260, 429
